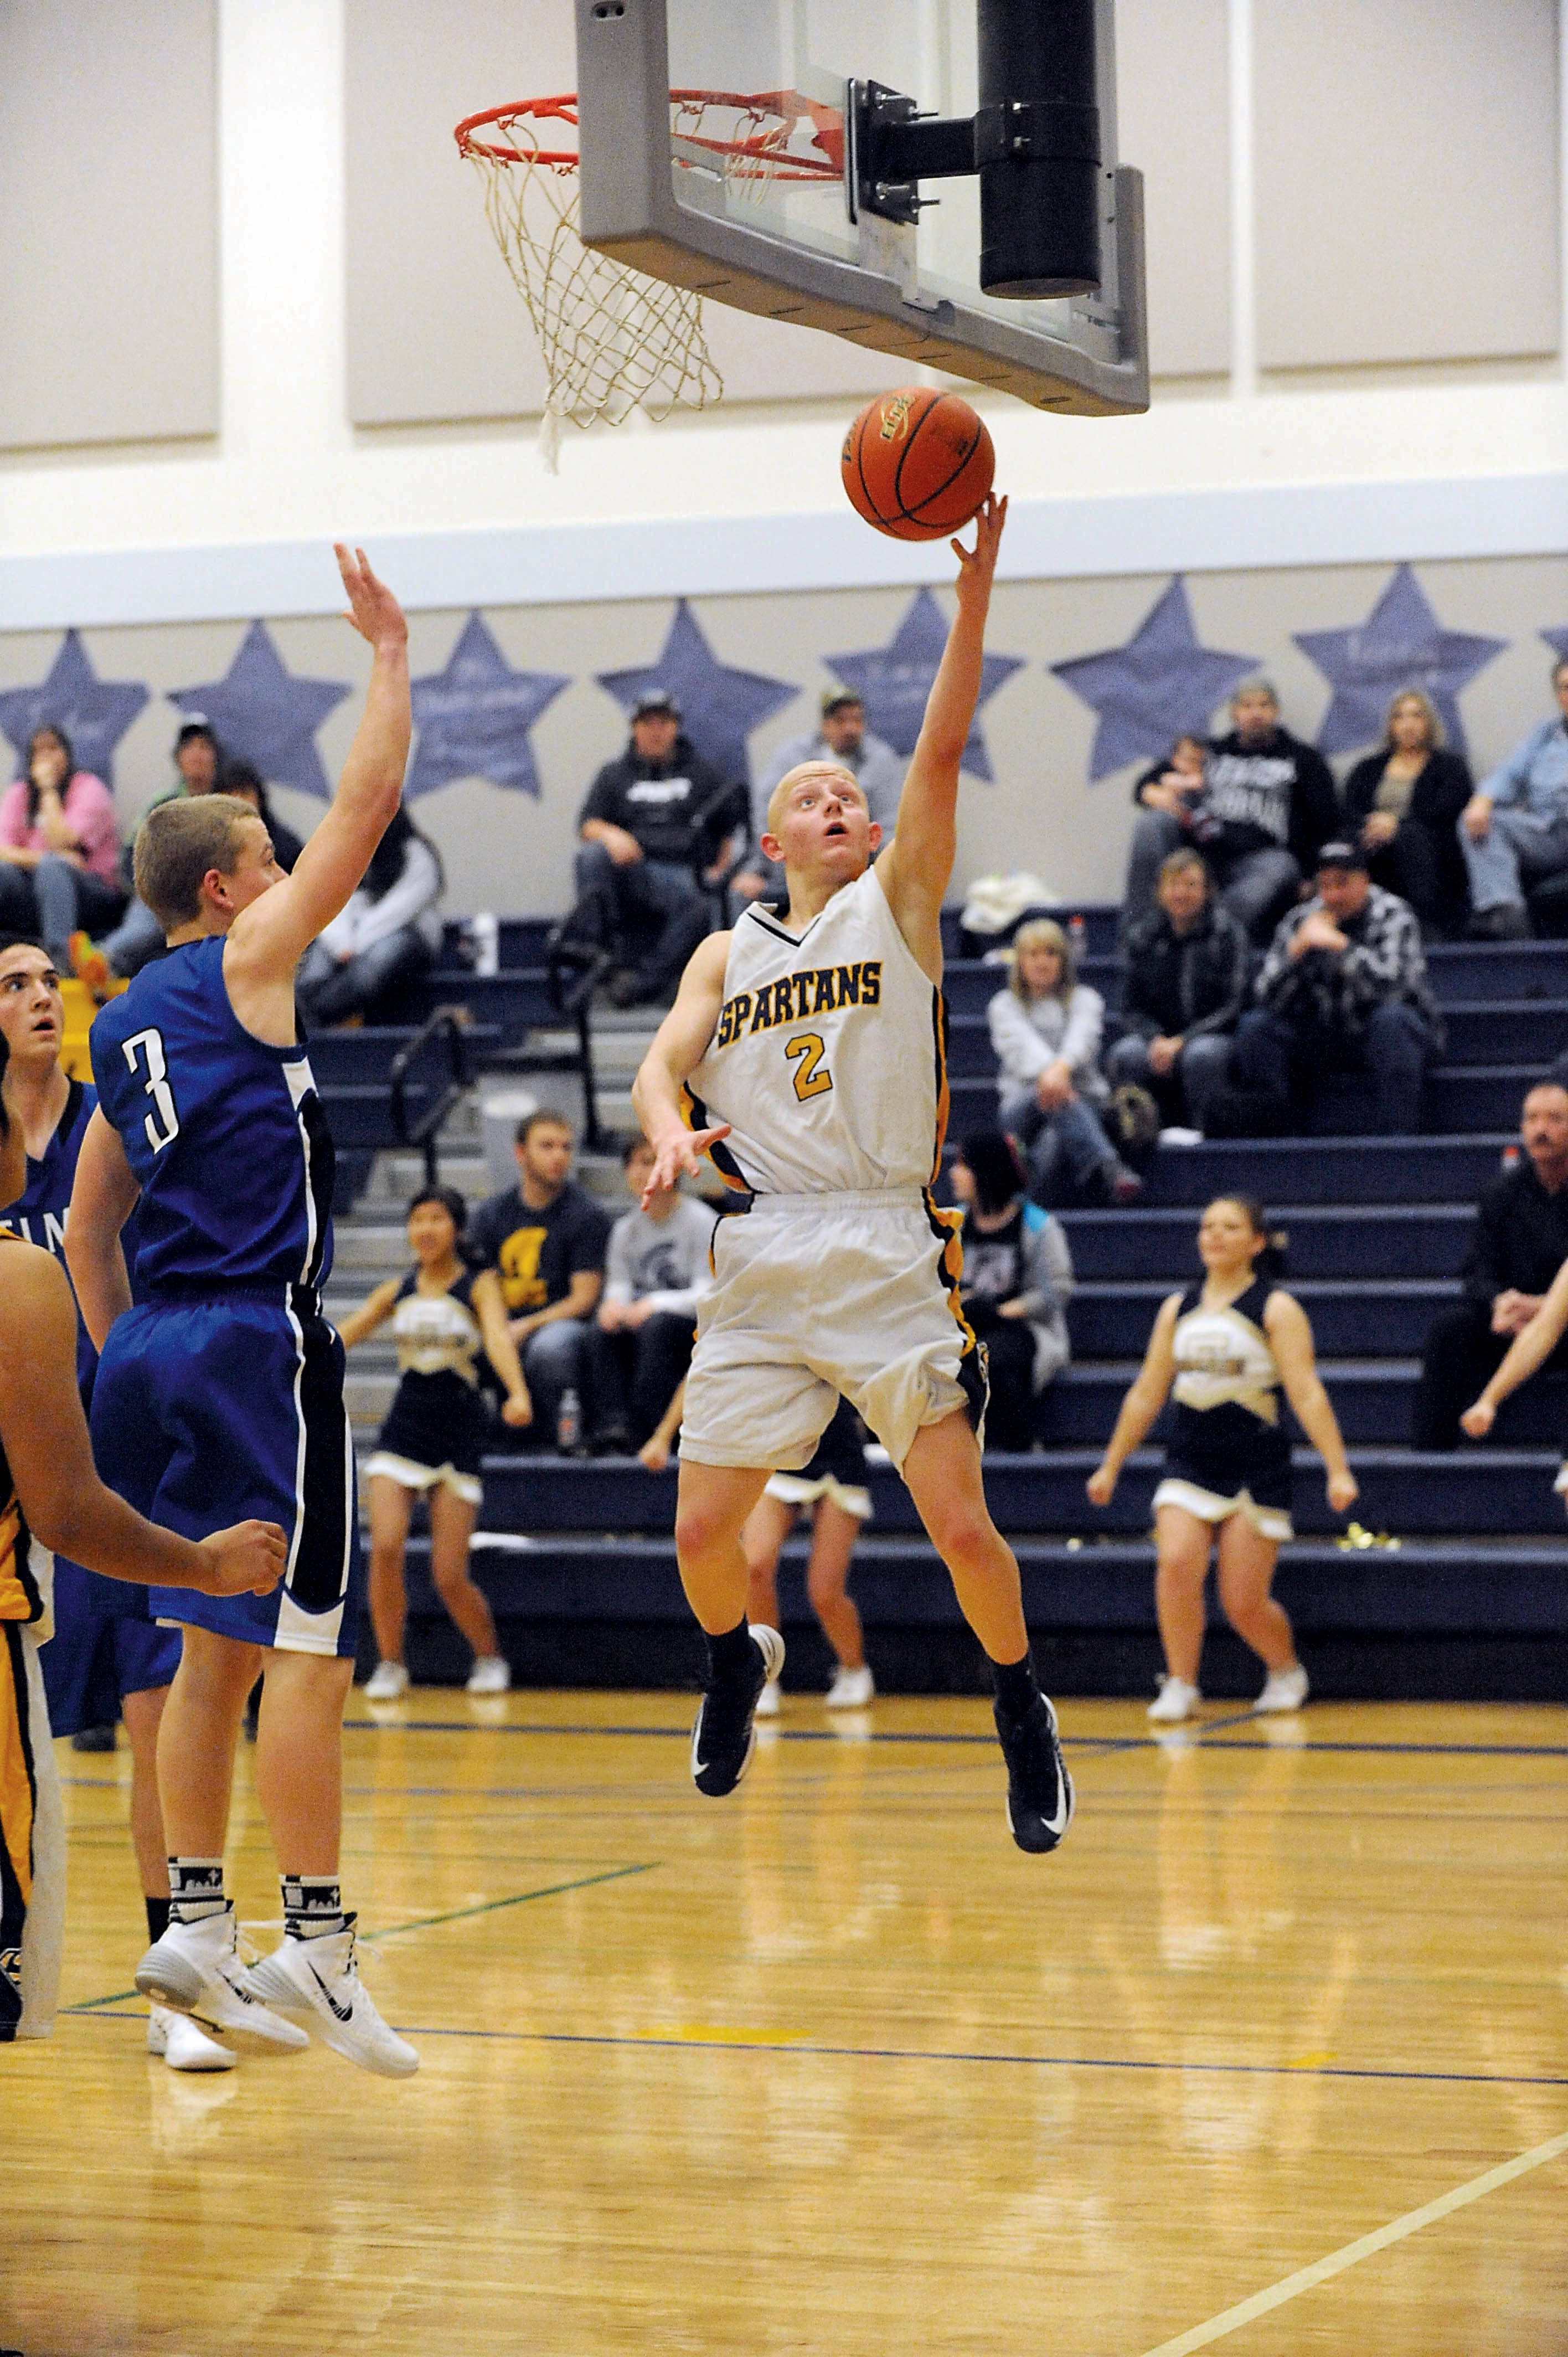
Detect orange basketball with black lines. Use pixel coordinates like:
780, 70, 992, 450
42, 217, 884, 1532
841, 387, 995, 542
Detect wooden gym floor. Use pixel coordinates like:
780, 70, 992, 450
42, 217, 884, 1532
8, 1691, 1566, 2356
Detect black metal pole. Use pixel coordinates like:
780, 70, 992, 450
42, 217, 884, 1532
978, 0, 1101, 299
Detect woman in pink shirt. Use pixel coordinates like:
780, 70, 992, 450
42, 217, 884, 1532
0, 724, 127, 967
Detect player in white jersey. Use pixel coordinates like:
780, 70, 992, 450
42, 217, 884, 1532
634, 497, 1072, 1852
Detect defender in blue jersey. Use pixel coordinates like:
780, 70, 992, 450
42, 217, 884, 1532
68, 545, 419, 2077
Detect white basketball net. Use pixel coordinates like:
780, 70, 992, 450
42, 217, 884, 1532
457, 93, 840, 468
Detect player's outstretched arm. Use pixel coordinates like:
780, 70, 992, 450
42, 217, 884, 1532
0, 1243, 285, 1596
226, 545, 411, 992
632, 931, 732, 1203
64, 1107, 140, 1352
876, 493, 1007, 980
1461, 1255, 1568, 1436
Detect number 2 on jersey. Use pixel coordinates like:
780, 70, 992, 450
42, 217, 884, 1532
123, 1026, 181, 1151
784, 1032, 833, 1102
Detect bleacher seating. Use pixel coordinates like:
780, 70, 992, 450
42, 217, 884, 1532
345, 903, 1568, 1702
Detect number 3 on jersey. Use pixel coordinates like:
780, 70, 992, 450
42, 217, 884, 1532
124, 1026, 181, 1151
784, 1032, 833, 1103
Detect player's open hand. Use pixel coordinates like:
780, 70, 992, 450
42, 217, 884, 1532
336, 544, 408, 655
1085, 1463, 1117, 1507
952, 491, 1007, 603
1459, 1398, 1495, 1439
643, 1124, 728, 1204
194, 1520, 288, 1597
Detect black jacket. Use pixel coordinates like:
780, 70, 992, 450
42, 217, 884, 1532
578, 734, 744, 867
1340, 746, 1472, 914
1120, 902, 1251, 1042
1460, 1160, 1568, 1309
1199, 726, 1340, 872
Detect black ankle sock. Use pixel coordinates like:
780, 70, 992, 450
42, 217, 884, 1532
992, 1650, 1040, 1720
706, 1617, 755, 1684
145, 1895, 171, 1943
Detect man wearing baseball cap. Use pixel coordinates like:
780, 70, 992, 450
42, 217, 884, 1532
1231, 841, 1445, 1135
575, 691, 745, 1007
735, 688, 905, 905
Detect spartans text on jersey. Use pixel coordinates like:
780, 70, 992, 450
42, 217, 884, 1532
712, 960, 883, 1050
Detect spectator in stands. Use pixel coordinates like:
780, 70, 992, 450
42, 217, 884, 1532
576, 689, 745, 1007
79, 719, 224, 984
295, 804, 442, 1028
1411, 1080, 1568, 1448
733, 689, 904, 905
0, 725, 126, 972
1457, 656, 1568, 939
950, 1128, 1073, 1450
224, 758, 303, 873
1232, 843, 1443, 1135
468, 1108, 611, 1450
1121, 734, 1209, 919
581, 1135, 713, 1453
1106, 850, 1247, 1131
1460, 1236, 1568, 1463
989, 918, 1142, 1206
1123, 683, 1339, 941
1341, 689, 1472, 939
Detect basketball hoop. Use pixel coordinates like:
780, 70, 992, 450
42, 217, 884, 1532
455, 91, 842, 467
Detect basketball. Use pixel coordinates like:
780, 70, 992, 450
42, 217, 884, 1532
840, 388, 996, 542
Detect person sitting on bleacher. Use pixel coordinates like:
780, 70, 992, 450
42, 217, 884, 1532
989, 918, 1142, 1206
1231, 842, 1443, 1136
949, 1128, 1073, 1452
1457, 655, 1568, 940
294, 804, 442, 1028
580, 1135, 714, 1454
575, 689, 745, 1008
1106, 850, 1248, 1134
1412, 1080, 1568, 1448
468, 1107, 611, 1452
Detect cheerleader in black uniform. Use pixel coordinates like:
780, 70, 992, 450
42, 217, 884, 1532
339, 1187, 532, 1699
1086, 1196, 1356, 1722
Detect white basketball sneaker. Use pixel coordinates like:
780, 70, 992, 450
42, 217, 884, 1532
1256, 1663, 1310, 1714
825, 1664, 875, 1709
363, 1660, 410, 1701
135, 1906, 308, 2055
1148, 1675, 1201, 1724
755, 1678, 782, 1718
244, 1921, 419, 2078
148, 2001, 236, 2073
465, 1654, 510, 1695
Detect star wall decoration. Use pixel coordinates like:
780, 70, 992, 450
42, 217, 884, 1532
1294, 564, 1507, 760
171, 621, 351, 800
827, 589, 1023, 783
1541, 625, 1568, 665
597, 600, 797, 788
1050, 578, 1258, 783
406, 613, 570, 801
0, 629, 148, 790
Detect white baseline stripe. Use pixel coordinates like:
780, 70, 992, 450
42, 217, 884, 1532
1138, 2123, 1568, 2356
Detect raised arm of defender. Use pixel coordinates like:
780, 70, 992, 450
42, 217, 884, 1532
224, 544, 412, 1033
875, 493, 1008, 983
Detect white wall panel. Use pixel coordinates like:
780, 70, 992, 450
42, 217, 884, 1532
1116, 0, 1231, 378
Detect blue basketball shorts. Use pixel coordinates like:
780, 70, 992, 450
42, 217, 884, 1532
40, 1558, 183, 1737
90, 1293, 362, 1658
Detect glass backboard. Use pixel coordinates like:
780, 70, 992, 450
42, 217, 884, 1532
575, 0, 1147, 415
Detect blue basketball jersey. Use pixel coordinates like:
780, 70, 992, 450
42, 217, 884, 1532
1, 1077, 99, 1387
90, 934, 334, 1294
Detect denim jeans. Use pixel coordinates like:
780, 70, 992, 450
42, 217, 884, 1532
1105, 1030, 1232, 1126
1122, 809, 1298, 943
575, 842, 710, 1000
100, 896, 168, 979
1232, 999, 1437, 1135
520, 1319, 594, 1449
295, 928, 431, 1028
1000, 1087, 1122, 1205
1457, 804, 1568, 915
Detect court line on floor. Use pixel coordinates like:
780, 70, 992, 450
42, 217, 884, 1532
1136, 2124, 1568, 2355
64, 1861, 659, 2015
342, 1711, 1266, 1751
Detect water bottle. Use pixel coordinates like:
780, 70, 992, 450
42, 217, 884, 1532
556, 1385, 582, 1455
1068, 912, 1087, 958
471, 910, 500, 977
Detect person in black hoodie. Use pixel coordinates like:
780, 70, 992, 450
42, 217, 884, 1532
1106, 849, 1249, 1128
1123, 685, 1339, 942
1340, 689, 1472, 939
575, 689, 746, 1007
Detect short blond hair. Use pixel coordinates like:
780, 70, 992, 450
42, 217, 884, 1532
133, 794, 257, 927
764, 760, 865, 840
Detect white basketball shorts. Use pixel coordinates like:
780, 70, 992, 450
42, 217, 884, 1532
679, 1188, 987, 1474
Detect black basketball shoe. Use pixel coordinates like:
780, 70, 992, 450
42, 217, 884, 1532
994, 1691, 1075, 1854
690, 1624, 785, 1798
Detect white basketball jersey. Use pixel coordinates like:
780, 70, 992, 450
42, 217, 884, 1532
685, 867, 948, 1196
